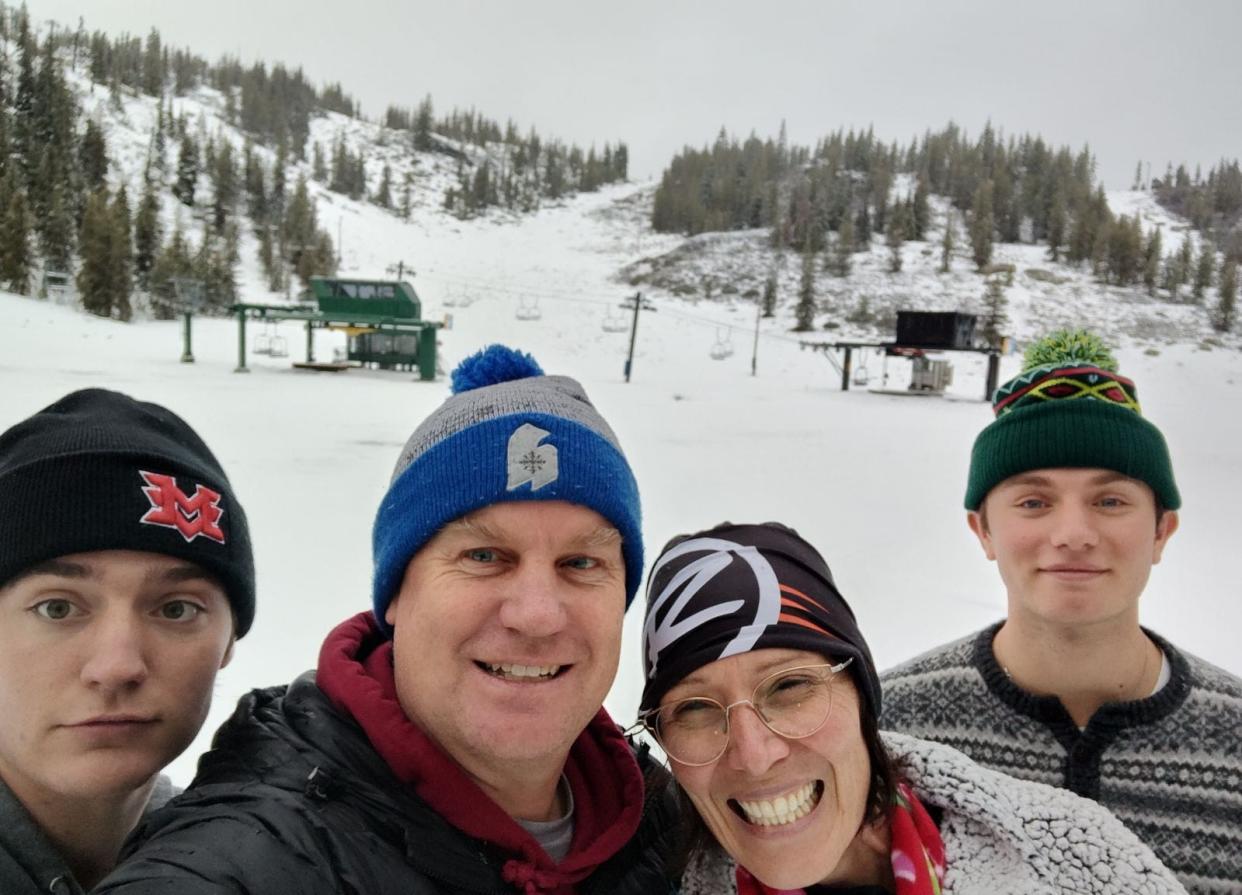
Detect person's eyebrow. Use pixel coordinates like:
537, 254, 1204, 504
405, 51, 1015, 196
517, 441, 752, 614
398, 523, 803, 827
1087, 471, 1139, 487
441, 517, 502, 541
995, 474, 1054, 490
3, 559, 92, 588
663, 654, 820, 700
574, 527, 622, 549
151, 564, 220, 586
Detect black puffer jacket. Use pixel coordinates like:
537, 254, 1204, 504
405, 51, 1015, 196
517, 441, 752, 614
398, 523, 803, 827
95, 673, 680, 895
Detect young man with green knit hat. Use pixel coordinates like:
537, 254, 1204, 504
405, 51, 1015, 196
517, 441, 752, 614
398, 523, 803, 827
881, 330, 1242, 895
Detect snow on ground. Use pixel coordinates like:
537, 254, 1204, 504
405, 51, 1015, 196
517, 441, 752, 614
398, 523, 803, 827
3, 181, 1240, 786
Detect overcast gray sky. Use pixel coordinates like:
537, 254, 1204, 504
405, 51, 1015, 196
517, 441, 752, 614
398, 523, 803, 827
20, 0, 1242, 188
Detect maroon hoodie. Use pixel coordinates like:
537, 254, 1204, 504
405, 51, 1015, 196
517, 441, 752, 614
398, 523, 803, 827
317, 612, 646, 895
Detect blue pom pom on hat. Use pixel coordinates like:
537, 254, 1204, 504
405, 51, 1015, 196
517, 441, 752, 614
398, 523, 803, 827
371, 344, 643, 633
450, 344, 544, 392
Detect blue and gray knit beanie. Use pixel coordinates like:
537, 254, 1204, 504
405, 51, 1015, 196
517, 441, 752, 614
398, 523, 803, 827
371, 345, 643, 632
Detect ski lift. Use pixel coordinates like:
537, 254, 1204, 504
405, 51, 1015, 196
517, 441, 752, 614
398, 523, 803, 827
601, 306, 629, 333
253, 323, 274, 356
852, 351, 870, 386
268, 328, 289, 358
709, 328, 735, 361
515, 296, 543, 321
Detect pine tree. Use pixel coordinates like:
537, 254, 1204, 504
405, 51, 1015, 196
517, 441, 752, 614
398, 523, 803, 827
39, 179, 75, 274
1213, 260, 1237, 332
761, 272, 777, 318
911, 178, 930, 240
886, 202, 906, 273
1192, 244, 1214, 303
133, 176, 161, 291
1046, 192, 1066, 262
210, 138, 238, 234
142, 28, 163, 97
258, 224, 282, 291
152, 97, 168, 174
173, 133, 199, 207
832, 217, 854, 277
969, 180, 994, 270
0, 168, 33, 294
110, 186, 133, 320
794, 246, 816, 331
980, 276, 1008, 348
1142, 228, 1162, 295
149, 222, 194, 316
854, 202, 871, 250
375, 163, 392, 208
312, 142, 327, 181
399, 172, 413, 220
77, 187, 116, 317
940, 210, 955, 274
78, 119, 108, 191
413, 95, 434, 152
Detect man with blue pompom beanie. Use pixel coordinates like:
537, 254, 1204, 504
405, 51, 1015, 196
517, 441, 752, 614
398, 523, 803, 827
99, 346, 679, 895
880, 330, 1242, 894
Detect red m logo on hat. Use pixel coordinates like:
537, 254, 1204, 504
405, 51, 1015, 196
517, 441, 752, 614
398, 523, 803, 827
138, 470, 226, 544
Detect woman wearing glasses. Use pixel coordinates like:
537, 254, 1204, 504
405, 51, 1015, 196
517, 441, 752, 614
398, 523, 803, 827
632, 522, 1184, 895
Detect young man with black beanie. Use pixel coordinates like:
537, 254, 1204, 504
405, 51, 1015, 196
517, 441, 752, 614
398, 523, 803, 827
880, 332, 1242, 895
0, 388, 254, 894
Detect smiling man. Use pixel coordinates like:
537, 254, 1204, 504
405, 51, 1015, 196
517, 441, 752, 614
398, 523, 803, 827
880, 332, 1242, 895
98, 345, 678, 895
0, 389, 254, 894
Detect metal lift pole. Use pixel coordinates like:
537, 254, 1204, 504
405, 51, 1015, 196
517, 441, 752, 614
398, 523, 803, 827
624, 292, 642, 383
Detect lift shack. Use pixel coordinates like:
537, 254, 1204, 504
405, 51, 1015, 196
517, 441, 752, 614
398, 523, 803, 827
230, 277, 442, 380
803, 311, 1002, 401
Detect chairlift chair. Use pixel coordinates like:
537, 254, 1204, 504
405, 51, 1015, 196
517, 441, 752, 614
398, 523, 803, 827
709, 328, 735, 361
602, 307, 629, 333
852, 352, 870, 387
253, 324, 274, 356
268, 330, 289, 358
515, 296, 543, 321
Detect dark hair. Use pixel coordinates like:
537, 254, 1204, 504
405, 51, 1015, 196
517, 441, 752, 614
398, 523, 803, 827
666, 669, 901, 875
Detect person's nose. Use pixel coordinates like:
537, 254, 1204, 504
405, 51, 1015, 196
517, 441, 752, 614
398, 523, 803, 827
723, 701, 790, 777
80, 614, 150, 692
497, 560, 569, 638
1049, 502, 1100, 551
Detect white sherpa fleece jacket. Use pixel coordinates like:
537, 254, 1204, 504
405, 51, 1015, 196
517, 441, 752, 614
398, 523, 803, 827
680, 732, 1186, 895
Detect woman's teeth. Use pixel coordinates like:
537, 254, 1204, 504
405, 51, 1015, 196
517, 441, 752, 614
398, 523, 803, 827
736, 781, 821, 827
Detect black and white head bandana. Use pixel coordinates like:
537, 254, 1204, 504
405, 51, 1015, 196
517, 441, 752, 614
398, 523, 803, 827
638, 522, 881, 719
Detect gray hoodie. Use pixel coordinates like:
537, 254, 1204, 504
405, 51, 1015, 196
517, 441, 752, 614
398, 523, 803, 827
0, 775, 176, 895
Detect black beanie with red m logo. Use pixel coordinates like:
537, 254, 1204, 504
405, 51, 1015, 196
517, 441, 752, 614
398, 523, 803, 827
0, 389, 255, 636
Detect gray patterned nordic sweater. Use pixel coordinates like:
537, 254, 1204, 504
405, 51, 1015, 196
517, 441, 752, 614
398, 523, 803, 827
880, 622, 1242, 895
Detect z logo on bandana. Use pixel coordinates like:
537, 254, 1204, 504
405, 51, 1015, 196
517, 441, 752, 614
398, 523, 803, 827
643, 537, 781, 678
138, 470, 226, 544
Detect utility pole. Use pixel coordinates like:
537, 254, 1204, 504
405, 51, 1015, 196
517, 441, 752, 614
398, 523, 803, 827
751, 298, 762, 376
386, 260, 415, 281
622, 292, 655, 383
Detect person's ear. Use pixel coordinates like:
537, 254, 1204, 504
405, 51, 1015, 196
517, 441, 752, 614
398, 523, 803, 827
1152, 510, 1179, 565
967, 510, 996, 561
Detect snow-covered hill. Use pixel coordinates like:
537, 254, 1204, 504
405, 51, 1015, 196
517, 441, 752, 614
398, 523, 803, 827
4, 173, 1240, 786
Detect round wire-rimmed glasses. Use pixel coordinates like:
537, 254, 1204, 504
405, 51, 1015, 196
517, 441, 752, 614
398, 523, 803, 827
629, 657, 854, 766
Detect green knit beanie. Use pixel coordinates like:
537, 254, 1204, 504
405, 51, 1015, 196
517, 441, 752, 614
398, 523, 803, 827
965, 330, 1180, 511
